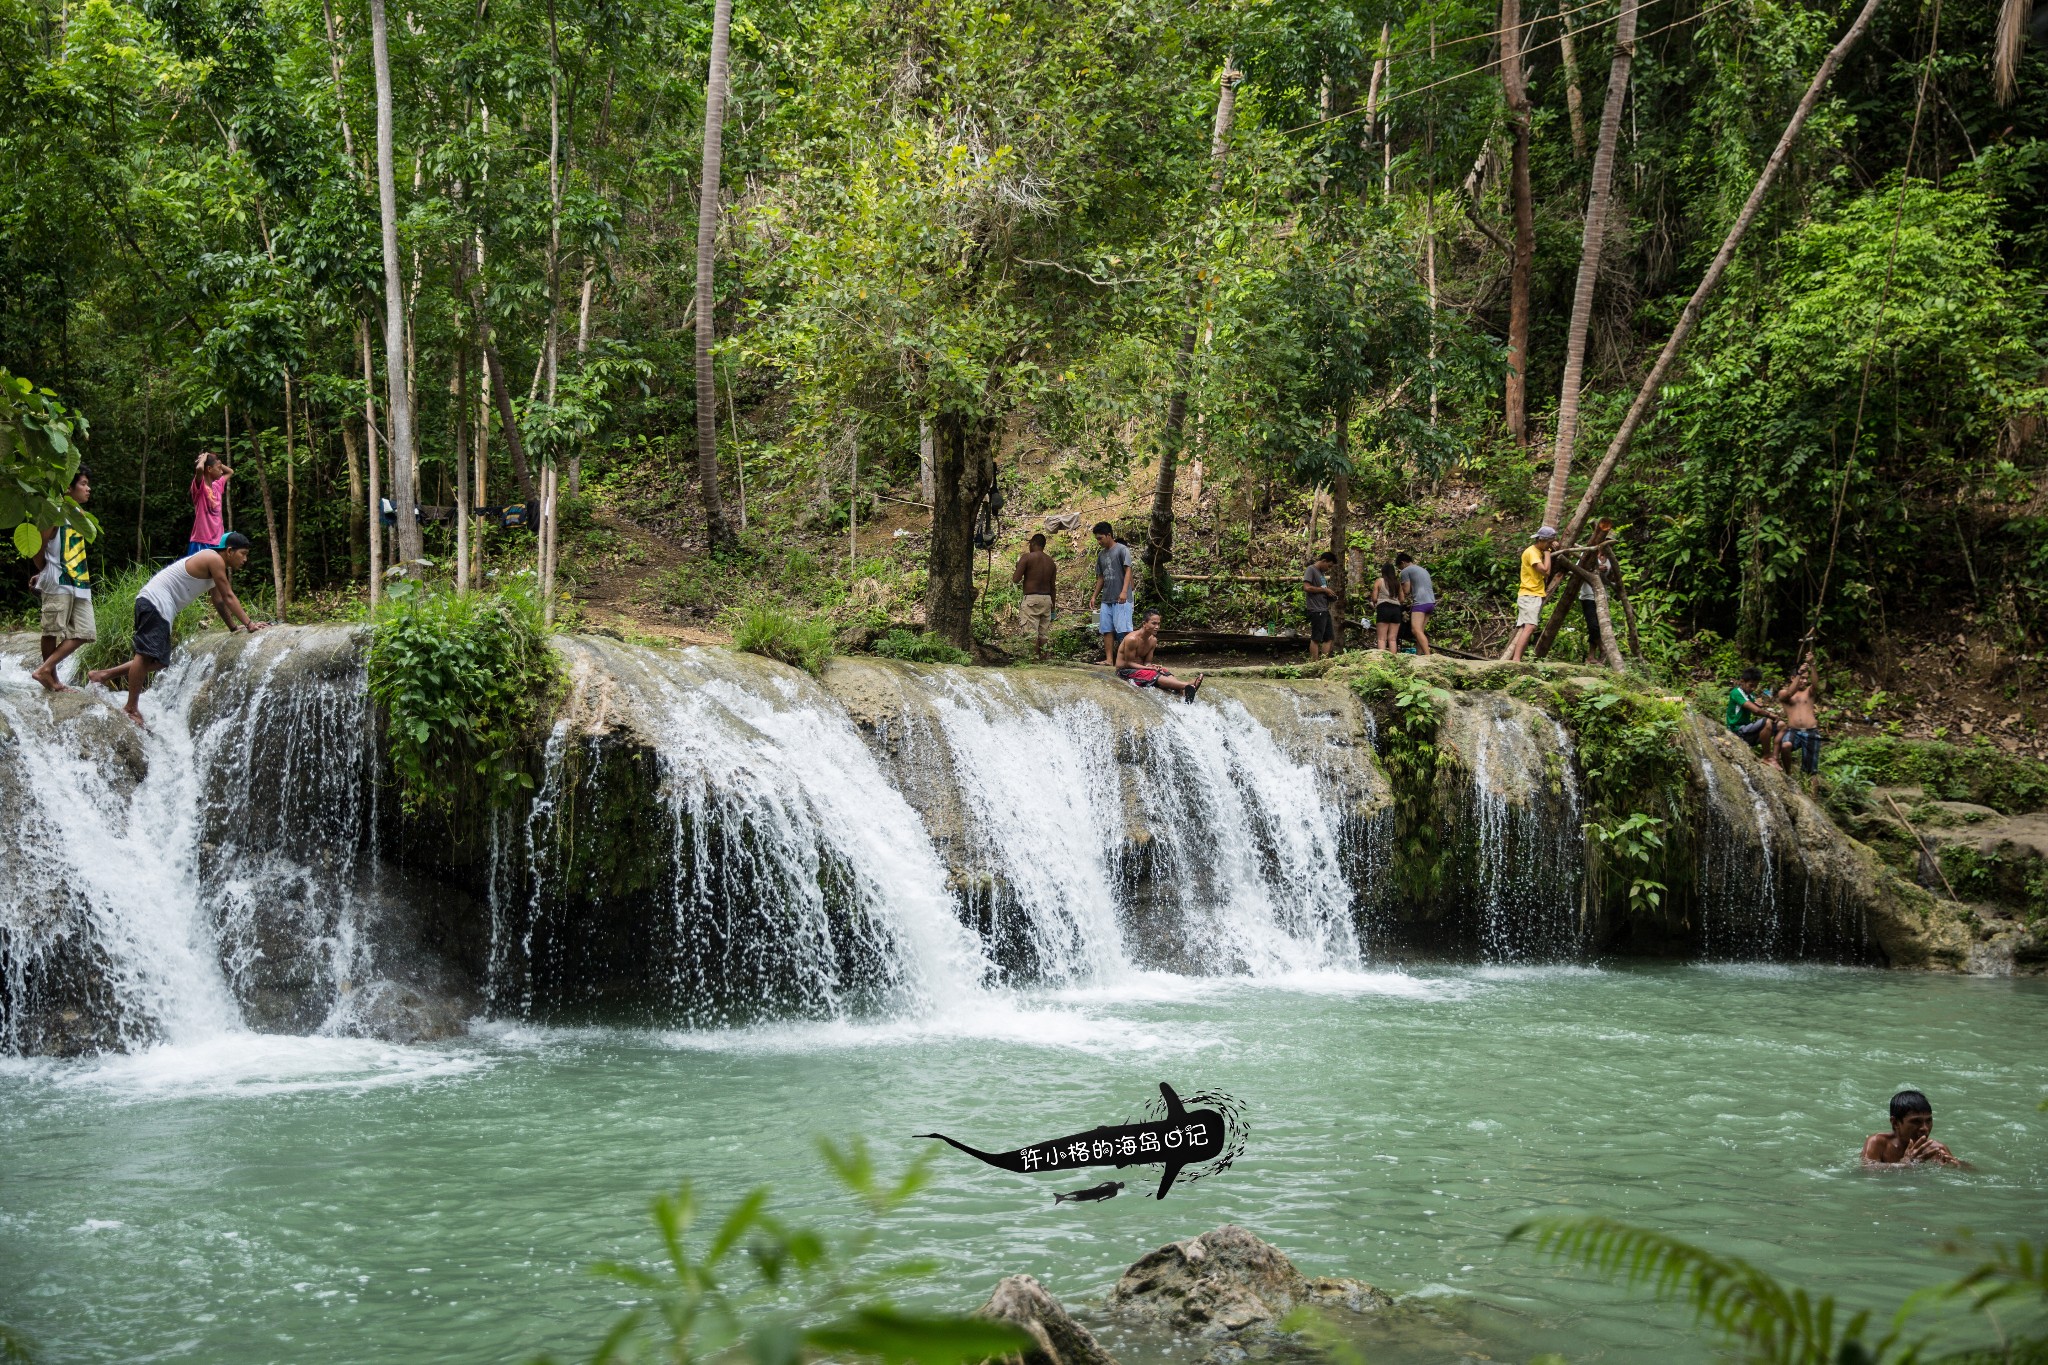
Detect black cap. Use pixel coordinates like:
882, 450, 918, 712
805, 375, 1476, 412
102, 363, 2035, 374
219, 531, 254, 552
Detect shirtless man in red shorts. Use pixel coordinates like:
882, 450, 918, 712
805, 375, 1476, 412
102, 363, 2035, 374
1115, 612, 1204, 703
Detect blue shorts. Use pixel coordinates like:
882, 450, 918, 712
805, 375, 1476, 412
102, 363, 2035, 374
1097, 601, 1134, 634
184, 540, 213, 558
1730, 718, 1770, 743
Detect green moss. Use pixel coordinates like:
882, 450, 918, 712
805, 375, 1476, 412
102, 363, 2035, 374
1823, 737, 2048, 815
1352, 662, 1455, 902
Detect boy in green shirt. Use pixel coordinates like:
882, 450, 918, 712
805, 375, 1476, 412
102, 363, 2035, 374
1724, 666, 1782, 769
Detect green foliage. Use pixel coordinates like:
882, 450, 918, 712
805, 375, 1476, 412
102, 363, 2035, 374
730, 604, 838, 675
1823, 738, 2048, 816
1353, 663, 1453, 901
1511, 1214, 2048, 1365
1561, 684, 1689, 812
0, 371, 95, 559
1586, 813, 1670, 915
366, 580, 561, 813
871, 629, 972, 666
0, 1321, 33, 1364
544, 1141, 1031, 1365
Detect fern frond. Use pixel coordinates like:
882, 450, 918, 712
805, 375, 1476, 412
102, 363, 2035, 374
1509, 1214, 1861, 1365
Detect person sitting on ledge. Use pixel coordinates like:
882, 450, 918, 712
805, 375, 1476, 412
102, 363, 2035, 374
1115, 611, 1203, 703
1861, 1089, 1964, 1167
1725, 666, 1782, 768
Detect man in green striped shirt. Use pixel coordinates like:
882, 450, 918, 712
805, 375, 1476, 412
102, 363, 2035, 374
28, 467, 94, 693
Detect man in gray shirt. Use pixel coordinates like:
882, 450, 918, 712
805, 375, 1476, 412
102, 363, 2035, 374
1090, 521, 1136, 665
1303, 551, 1338, 660
1394, 552, 1435, 656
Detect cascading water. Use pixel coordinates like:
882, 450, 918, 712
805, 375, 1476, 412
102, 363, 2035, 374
492, 641, 990, 1024
0, 653, 243, 1048
882, 670, 1369, 981
1450, 693, 1585, 962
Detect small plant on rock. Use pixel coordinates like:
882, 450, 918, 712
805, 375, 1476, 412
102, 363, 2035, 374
367, 576, 561, 813
731, 603, 838, 675
872, 629, 973, 666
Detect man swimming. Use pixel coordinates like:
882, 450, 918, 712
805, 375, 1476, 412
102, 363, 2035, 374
1861, 1089, 1963, 1167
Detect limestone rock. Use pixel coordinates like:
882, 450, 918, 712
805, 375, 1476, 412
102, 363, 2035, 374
1106, 1225, 1389, 1338
977, 1274, 1117, 1365
333, 977, 474, 1044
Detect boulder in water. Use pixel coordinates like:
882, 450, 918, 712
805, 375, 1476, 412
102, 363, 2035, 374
977, 1274, 1118, 1365
1106, 1225, 1389, 1338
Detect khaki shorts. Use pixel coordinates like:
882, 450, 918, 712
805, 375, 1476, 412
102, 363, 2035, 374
1019, 594, 1054, 635
1515, 593, 1545, 628
40, 592, 96, 642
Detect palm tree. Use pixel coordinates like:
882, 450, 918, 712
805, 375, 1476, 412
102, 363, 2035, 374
1501, 0, 1535, 447
694, 0, 735, 551
1995, 0, 2035, 105
1539, 0, 1638, 531
367, 0, 421, 566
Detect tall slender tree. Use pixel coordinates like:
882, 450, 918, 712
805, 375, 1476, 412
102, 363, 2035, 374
1538, 0, 1637, 531
368, 0, 422, 566
694, 0, 735, 551
1144, 59, 1241, 598
1501, 0, 1535, 446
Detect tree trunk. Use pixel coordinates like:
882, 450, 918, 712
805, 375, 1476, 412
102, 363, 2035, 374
245, 414, 287, 612
543, 0, 564, 410
340, 405, 365, 581
1539, 0, 1637, 530
1501, 0, 1535, 447
1556, 0, 1886, 547
368, 0, 422, 568
570, 260, 595, 494
926, 409, 997, 650
283, 373, 298, 611
452, 339, 469, 593
1559, 5, 1588, 159
1329, 389, 1351, 628
1145, 59, 1241, 598
479, 331, 541, 509
693, 0, 735, 550
360, 324, 381, 604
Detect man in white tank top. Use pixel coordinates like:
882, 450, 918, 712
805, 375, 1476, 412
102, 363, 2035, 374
88, 531, 266, 725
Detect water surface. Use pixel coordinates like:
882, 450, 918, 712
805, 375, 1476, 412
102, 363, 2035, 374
3, 964, 2042, 1363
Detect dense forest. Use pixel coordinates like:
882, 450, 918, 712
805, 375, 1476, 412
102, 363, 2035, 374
4, 0, 2046, 709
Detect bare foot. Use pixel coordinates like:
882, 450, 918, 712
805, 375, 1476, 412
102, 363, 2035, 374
122, 706, 146, 729
29, 664, 72, 693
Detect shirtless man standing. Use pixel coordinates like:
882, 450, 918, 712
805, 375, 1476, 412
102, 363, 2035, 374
1115, 611, 1204, 702
1861, 1089, 1964, 1168
1778, 660, 1822, 777
87, 531, 267, 725
1012, 533, 1057, 661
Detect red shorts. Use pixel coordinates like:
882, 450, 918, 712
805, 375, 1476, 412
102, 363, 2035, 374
1117, 666, 1161, 688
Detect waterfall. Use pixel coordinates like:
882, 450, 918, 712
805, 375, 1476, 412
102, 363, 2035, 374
1691, 721, 1791, 959
0, 653, 243, 1048
491, 642, 991, 1025
1448, 693, 1585, 962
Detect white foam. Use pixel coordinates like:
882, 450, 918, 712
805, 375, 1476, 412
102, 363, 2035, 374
25, 1033, 486, 1100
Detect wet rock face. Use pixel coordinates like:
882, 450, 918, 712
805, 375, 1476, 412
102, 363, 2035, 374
1106, 1225, 1389, 1338
977, 1274, 1119, 1365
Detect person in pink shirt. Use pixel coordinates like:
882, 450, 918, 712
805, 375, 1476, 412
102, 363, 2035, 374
187, 450, 231, 555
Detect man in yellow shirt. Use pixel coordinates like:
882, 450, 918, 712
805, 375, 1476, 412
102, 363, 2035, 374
1507, 525, 1556, 661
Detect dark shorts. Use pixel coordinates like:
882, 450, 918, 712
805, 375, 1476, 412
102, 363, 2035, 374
1730, 717, 1770, 744
1117, 666, 1161, 688
1781, 727, 1823, 774
1410, 601, 1436, 615
1375, 601, 1403, 625
132, 598, 174, 667
1580, 597, 1602, 642
1307, 610, 1334, 643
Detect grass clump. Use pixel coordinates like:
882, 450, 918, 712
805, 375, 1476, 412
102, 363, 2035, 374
367, 577, 561, 813
871, 628, 972, 666
1824, 736, 2048, 815
730, 603, 837, 675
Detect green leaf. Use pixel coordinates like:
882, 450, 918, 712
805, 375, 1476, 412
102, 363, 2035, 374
803, 1309, 1032, 1365
12, 522, 40, 558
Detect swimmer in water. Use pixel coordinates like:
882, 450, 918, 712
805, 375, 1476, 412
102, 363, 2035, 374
1861, 1089, 1964, 1168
